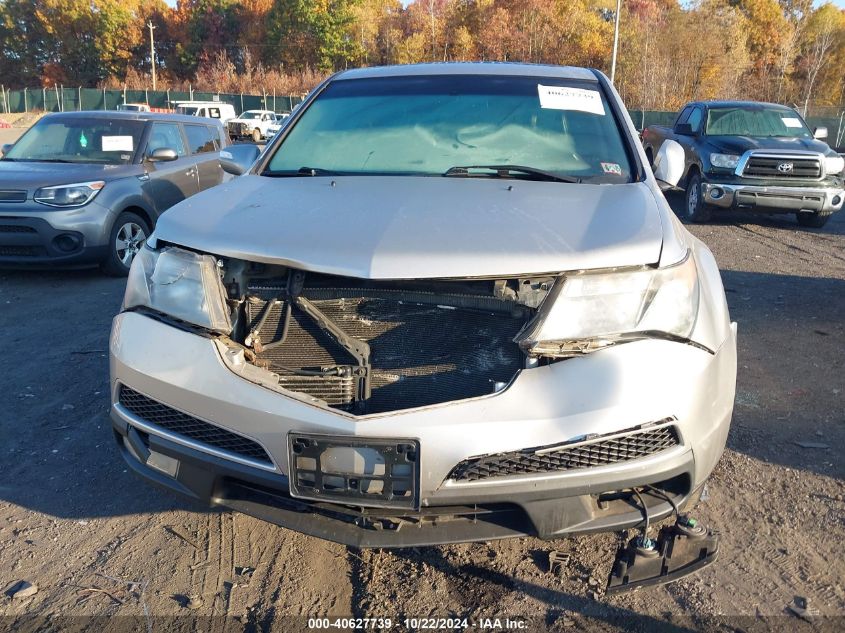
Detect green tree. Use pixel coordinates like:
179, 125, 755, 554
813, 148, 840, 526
266, 0, 361, 72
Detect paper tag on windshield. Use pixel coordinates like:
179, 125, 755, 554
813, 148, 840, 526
538, 85, 605, 115
781, 117, 803, 128
102, 135, 134, 152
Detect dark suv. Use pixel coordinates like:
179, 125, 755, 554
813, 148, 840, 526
0, 111, 230, 274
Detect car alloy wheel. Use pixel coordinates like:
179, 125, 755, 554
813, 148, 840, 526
687, 182, 699, 218
115, 221, 147, 267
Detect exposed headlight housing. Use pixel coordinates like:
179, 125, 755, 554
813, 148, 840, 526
123, 245, 232, 333
710, 154, 740, 169
519, 252, 699, 357
824, 154, 844, 175
34, 181, 104, 207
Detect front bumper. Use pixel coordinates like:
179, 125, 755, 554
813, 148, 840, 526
702, 182, 845, 214
0, 202, 112, 266
109, 311, 737, 546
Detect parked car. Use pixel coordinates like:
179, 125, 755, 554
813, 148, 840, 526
173, 101, 237, 125
227, 110, 277, 141
266, 113, 290, 139
117, 103, 151, 112
110, 63, 737, 549
0, 111, 230, 275
641, 101, 845, 227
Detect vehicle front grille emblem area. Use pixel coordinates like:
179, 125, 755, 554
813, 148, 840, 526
777, 162, 794, 173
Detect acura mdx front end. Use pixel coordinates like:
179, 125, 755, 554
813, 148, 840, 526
109, 63, 737, 547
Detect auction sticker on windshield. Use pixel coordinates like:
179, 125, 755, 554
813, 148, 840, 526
537, 85, 605, 115
102, 136, 134, 152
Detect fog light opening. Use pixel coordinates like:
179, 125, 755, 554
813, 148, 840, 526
709, 187, 724, 200
832, 195, 841, 206
53, 233, 81, 253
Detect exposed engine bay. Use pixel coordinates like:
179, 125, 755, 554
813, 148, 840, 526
219, 259, 552, 415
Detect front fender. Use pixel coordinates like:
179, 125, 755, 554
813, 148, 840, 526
99, 177, 158, 225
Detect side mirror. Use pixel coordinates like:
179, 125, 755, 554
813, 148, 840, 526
653, 139, 685, 190
674, 123, 695, 136
220, 144, 261, 176
0, 143, 12, 157
813, 126, 828, 140
148, 147, 178, 162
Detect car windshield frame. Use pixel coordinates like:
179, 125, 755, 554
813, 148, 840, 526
3, 117, 146, 165
705, 106, 813, 138
261, 73, 637, 184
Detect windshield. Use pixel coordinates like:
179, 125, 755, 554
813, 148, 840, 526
706, 107, 812, 138
4, 117, 144, 164
240, 111, 263, 120
177, 106, 199, 116
265, 75, 633, 182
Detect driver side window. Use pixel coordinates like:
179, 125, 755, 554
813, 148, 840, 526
147, 123, 186, 157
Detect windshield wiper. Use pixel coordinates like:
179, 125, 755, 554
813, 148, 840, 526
443, 164, 580, 183
264, 166, 339, 177
297, 166, 337, 176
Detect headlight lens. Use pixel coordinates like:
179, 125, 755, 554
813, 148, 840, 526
123, 245, 232, 333
34, 181, 104, 207
520, 252, 699, 356
824, 154, 844, 175
710, 153, 740, 169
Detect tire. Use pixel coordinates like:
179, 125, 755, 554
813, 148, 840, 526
100, 212, 150, 277
796, 210, 832, 228
252, 128, 261, 143
683, 172, 713, 223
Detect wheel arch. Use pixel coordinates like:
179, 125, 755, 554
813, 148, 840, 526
116, 204, 154, 233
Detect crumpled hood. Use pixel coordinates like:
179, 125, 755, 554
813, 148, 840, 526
155, 176, 665, 279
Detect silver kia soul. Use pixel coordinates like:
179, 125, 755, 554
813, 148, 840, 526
109, 63, 737, 547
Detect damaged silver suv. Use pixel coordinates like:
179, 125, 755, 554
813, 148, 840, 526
110, 64, 737, 548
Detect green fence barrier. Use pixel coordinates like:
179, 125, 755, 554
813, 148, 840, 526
0, 87, 306, 116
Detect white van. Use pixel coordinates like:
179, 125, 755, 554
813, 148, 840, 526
173, 101, 237, 124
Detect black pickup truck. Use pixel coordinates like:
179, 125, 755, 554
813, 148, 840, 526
641, 101, 844, 227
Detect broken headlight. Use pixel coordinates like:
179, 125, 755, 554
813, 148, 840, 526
123, 245, 232, 334
519, 251, 699, 356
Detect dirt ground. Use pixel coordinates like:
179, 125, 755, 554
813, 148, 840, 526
0, 133, 843, 630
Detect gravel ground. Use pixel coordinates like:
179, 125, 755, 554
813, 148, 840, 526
0, 146, 843, 630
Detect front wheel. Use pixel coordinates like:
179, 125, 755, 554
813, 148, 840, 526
101, 212, 150, 277
796, 210, 832, 228
684, 173, 713, 223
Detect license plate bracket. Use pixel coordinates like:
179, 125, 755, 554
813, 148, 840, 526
288, 434, 420, 509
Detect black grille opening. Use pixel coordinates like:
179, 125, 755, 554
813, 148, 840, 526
0, 190, 27, 203
742, 156, 821, 179
244, 285, 528, 415
0, 245, 45, 257
118, 386, 273, 465
0, 224, 36, 233
448, 423, 681, 482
